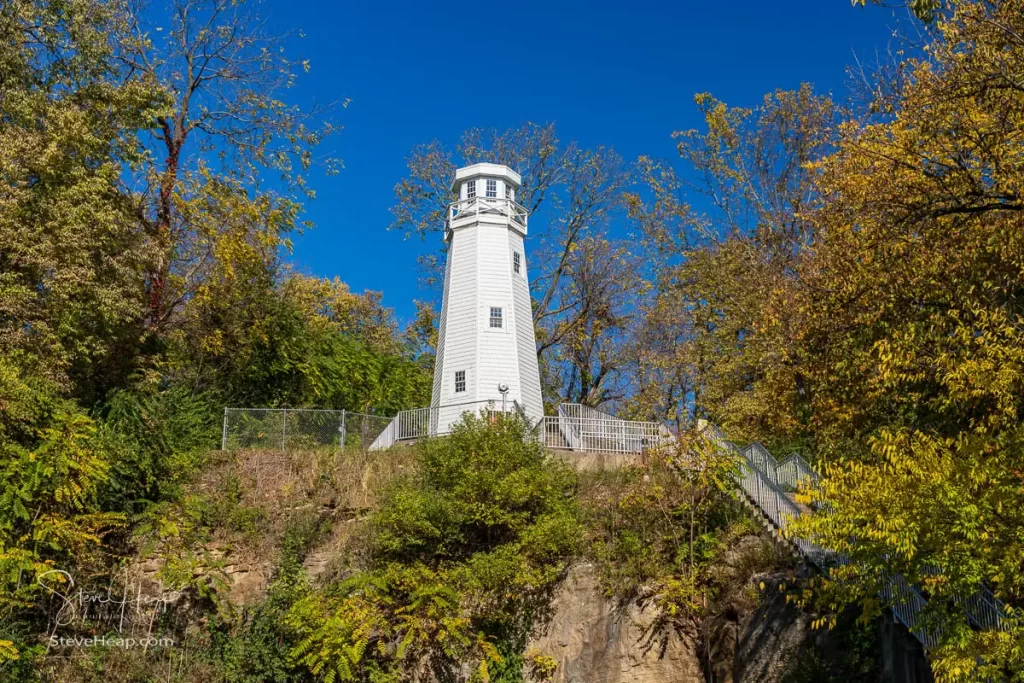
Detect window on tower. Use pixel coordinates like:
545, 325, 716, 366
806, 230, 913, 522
467, 180, 476, 199
505, 184, 511, 200
513, 252, 521, 275
486, 179, 497, 198
489, 307, 503, 328
454, 370, 466, 393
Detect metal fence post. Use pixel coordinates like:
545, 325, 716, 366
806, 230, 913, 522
221, 407, 229, 451
282, 408, 287, 452
340, 409, 347, 450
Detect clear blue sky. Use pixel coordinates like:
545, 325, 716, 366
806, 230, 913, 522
262, 0, 905, 323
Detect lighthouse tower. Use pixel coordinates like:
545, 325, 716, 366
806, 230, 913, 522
431, 163, 544, 431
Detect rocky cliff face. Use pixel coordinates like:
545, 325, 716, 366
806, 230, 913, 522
527, 563, 704, 683
526, 561, 814, 683
527, 557, 931, 683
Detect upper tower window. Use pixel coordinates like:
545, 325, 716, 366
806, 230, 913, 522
505, 184, 511, 200
513, 252, 521, 275
486, 179, 497, 198
467, 180, 476, 199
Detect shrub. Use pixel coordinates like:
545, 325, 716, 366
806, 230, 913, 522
288, 414, 581, 682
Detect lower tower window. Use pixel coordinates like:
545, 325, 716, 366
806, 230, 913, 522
489, 307, 503, 328
454, 370, 466, 393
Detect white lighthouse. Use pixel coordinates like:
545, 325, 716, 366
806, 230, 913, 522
431, 163, 544, 432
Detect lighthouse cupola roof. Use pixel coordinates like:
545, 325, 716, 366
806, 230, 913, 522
451, 162, 521, 190
446, 162, 528, 239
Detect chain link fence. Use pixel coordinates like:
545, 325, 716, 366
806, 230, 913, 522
221, 408, 394, 452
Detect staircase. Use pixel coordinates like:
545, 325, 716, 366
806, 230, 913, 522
698, 421, 1011, 652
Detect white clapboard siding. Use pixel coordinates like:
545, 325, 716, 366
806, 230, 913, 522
432, 163, 543, 431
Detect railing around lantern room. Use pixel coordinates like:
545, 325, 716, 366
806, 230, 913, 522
446, 196, 529, 235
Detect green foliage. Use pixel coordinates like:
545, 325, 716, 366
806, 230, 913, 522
372, 415, 579, 566
639, 1, 1024, 678
0, 0, 165, 397
0, 0, 425, 669
0, 356, 123, 624
781, 610, 881, 683
287, 415, 581, 682
96, 385, 215, 512
580, 445, 745, 623
171, 270, 430, 413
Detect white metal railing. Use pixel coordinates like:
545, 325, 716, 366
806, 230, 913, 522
555, 403, 583, 450
883, 574, 939, 648
744, 442, 779, 482
446, 196, 529, 234
777, 452, 818, 491
539, 403, 671, 455
368, 400, 507, 451
962, 587, 1011, 632
367, 400, 668, 455
707, 430, 828, 565
743, 442, 819, 492
698, 421, 1012, 652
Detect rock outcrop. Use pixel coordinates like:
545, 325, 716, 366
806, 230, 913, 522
527, 563, 704, 683
528, 553, 931, 683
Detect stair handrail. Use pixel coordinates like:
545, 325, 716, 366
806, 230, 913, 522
699, 421, 1015, 654
555, 404, 583, 451
698, 421, 939, 647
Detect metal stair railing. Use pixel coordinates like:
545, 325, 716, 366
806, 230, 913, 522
555, 404, 584, 451
883, 574, 939, 648
698, 421, 939, 648
777, 452, 819, 490
962, 587, 1011, 632
744, 442, 779, 482
699, 421, 1014, 652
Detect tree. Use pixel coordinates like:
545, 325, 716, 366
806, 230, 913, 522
546, 236, 639, 406
625, 85, 837, 440
785, 2, 1024, 676
117, 0, 340, 332
0, 0, 165, 397
668, 1, 1024, 676
0, 1, 426, 668
171, 265, 430, 412
390, 123, 638, 407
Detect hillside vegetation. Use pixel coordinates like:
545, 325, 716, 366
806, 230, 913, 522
2, 0, 1024, 680
34, 415, 848, 683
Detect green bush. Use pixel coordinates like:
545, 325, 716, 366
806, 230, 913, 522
96, 385, 215, 514
205, 515, 323, 683
287, 414, 581, 682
